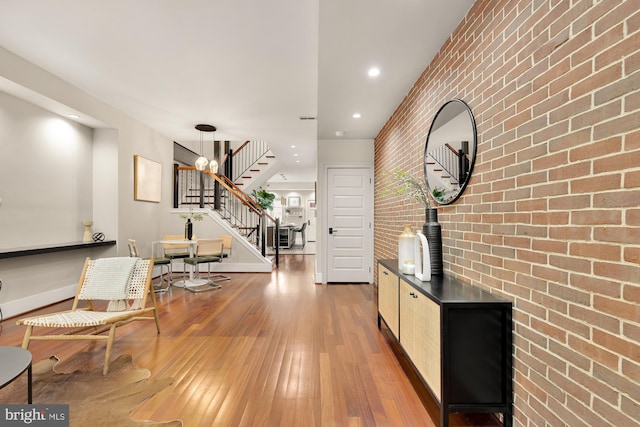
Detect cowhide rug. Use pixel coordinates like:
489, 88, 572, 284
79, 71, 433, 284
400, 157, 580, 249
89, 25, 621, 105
0, 353, 181, 427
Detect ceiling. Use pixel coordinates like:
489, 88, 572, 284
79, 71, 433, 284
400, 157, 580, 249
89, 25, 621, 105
0, 0, 474, 183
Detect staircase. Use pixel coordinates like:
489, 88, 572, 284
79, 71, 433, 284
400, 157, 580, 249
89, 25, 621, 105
425, 141, 470, 202
173, 140, 282, 265
230, 140, 278, 193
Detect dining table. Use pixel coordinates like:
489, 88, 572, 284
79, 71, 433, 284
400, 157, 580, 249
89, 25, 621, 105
153, 239, 209, 290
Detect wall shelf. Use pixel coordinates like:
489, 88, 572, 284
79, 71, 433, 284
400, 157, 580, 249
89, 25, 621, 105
0, 240, 116, 259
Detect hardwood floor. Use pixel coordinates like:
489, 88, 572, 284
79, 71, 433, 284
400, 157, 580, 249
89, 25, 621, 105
0, 255, 500, 426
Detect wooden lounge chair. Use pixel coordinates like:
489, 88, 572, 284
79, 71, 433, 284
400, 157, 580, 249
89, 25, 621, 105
17, 257, 159, 375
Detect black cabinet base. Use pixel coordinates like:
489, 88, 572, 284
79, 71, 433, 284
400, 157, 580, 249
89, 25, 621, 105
377, 259, 513, 427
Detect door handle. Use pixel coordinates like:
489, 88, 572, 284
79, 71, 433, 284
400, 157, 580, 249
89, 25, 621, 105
329, 227, 338, 234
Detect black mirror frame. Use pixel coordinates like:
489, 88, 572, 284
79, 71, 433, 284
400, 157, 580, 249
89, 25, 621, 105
423, 98, 478, 205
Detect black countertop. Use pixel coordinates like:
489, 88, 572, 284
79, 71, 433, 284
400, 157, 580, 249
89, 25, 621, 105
379, 259, 511, 305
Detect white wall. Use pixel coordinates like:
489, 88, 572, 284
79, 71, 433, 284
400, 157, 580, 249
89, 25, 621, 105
0, 44, 273, 318
0, 91, 122, 318
0, 45, 176, 318
0, 91, 93, 247
316, 139, 374, 283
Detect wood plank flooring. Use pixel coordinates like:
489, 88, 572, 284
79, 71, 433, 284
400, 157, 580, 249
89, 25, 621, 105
0, 255, 500, 426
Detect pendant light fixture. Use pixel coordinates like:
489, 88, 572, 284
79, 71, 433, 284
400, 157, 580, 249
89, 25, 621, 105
194, 124, 216, 171
209, 158, 219, 174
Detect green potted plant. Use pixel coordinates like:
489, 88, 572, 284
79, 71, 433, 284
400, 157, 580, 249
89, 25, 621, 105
251, 187, 276, 211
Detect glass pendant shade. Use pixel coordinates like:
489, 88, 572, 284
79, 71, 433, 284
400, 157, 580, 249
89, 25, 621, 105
209, 159, 219, 174
194, 124, 217, 171
195, 156, 208, 170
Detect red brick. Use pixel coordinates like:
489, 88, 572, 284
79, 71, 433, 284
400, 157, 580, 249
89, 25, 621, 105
571, 100, 622, 131
625, 89, 640, 112
593, 110, 640, 140
548, 226, 591, 241
531, 211, 569, 225
593, 295, 640, 322
372, 1, 640, 425
548, 128, 591, 152
571, 174, 622, 194
569, 136, 622, 162
532, 239, 566, 254
594, 69, 640, 106
573, 23, 624, 70
549, 254, 591, 274
566, 366, 620, 413
548, 195, 590, 211
569, 304, 620, 334
623, 246, 640, 264
548, 95, 590, 123
548, 160, 591, 181
623, 283, 640, 304
571, 210, 622, 225
595, 29, 640, 71
570, 242, 621, 262
568, 335, 619, 370
592, 364, 640, 411
593, 189, 640, 208
594, 226, 640, 245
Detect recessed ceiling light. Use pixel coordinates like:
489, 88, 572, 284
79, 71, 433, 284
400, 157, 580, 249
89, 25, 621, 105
296, 160, 300, 163
294, 153, 299, 157
68, 114, 80, 119
368, 67, 380, 77
353, 113, 361, 119
291, 145, 296, 148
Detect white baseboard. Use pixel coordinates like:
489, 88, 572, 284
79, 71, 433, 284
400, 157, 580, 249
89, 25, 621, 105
1, 284, 76, 320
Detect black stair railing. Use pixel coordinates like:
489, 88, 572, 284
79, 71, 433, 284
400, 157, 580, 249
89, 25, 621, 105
230, 140, 271, 183
426, 141, 470, 186
173, 165, 279, 266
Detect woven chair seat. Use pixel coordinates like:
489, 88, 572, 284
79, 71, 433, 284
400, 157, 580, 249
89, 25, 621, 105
17, 257, 159, 375
20, 310, 141, 328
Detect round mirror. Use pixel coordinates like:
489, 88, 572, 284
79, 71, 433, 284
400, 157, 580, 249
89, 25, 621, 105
423, 98, 477, 205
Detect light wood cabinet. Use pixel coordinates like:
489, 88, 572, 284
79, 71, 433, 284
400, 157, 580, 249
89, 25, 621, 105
377, 259, 513, 427
400, 280, 441, 401
377, 264, 399, 338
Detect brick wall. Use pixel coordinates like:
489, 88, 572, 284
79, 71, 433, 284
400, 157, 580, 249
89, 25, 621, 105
374, 1, 640, 425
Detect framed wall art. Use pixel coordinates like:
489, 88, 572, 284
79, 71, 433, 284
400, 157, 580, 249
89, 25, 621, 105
134, 155, 162, 203
287, 196, 301, 207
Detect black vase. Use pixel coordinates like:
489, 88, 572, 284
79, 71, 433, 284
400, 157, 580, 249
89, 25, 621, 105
185, 218, 193, 240
422, 208, 443, 275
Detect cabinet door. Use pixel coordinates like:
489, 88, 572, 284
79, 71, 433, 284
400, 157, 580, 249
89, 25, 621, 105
400, 281, 442, 402
415, 292, 441, 402
378, 264, 399, 338
399, 281, 417, 362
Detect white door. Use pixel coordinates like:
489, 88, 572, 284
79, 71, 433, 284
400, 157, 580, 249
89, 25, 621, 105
307, 204, 317, 242
326, 167, 373, 283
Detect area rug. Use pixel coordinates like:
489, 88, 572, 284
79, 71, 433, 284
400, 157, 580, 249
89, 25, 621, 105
1, 354, 182, 427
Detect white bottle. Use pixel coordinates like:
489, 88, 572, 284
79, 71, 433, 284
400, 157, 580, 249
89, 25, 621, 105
398, 224, 415, 271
